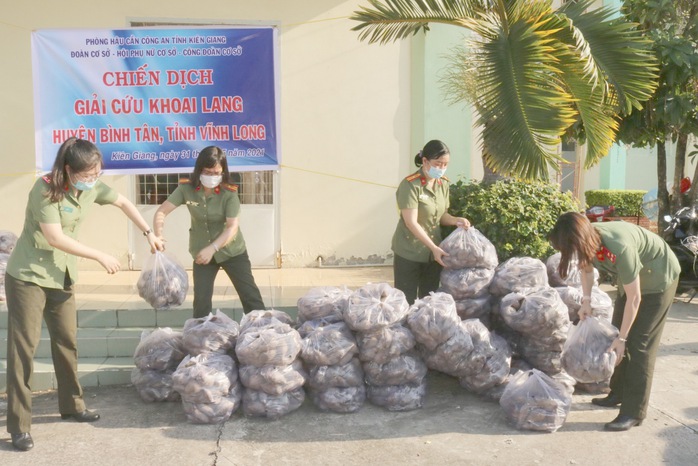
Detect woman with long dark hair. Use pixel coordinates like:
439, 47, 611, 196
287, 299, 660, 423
549, 212, 679, 431
391, 139, 470, 304
5, 138, 163, 451
153, 146, 265, 317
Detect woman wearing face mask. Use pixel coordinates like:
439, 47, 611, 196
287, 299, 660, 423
153, 145, 265, 318
5, 137, 164, 451
391, 139, 471, 304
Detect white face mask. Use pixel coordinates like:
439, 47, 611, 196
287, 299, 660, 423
200, 174, 222, 189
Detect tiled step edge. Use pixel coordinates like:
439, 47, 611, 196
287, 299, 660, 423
0, 306, 297, 329
0, 357, 135, 393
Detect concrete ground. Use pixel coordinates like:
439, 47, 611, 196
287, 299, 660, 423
0, 269, 697, 465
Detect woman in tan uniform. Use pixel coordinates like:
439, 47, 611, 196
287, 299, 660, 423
153, 146, 265, 318
391, 140, 470, 304
5, 138, 163, 451
549, 212, 679, 431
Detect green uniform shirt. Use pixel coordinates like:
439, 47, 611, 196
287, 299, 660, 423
7, 176, 118, 289
391, 170, 450, 263
592, 221, 680, 294
167, 181, 246, 261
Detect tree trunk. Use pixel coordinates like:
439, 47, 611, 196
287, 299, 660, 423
657, 141, 670, 233
482, 158, 506, 185
671, 133, 688, 213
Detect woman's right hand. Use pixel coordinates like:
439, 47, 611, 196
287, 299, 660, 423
578, 301, 593, 320
98, 253, 121, 274
431, 245, 448, 266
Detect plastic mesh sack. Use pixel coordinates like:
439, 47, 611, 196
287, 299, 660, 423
181, 384, 242, 424
306, 357, 365, 391
356, 324, 416, 364
241, 387, 306, 419
344, 283, 409, 332
499, 369, 571, 432
133, 328, 186, 371
0, 230, 17, 254
546, 252, 599, 287
310, 385, 366, 413
182, 310, 240, 355
489, 257, 548, 296
363, 351, 427, 387
406, 292, 460, 351
439, 267, 494, 300
172, 353, 238, 404
131, 368, 180, 402
439, 227, 499, 270
499, 287, 570, 337
299, 321, 358, 366
137, 251, 189, 310
240, 309, 295, 334
297, 286, 352, 323
561, 317, 618, 383
457, 323, 512, 394
454, 294, 492, 323
367, 379, 427, 412
235, 322, 302, 367
420, 320, 475, 377
555, 286, 612, 322
238, 359, 307, 395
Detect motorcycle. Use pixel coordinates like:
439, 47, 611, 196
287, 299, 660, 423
663, 206, 698, 299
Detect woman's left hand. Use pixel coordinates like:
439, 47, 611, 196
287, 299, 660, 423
608, 338, 626, 366
195, 246, 215, 265
147, 233, 165, 253
456, 217, 471, 229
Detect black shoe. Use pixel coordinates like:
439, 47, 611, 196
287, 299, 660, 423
11, 432, 34, 451
591, 393, 622, 407
604, 414, 643, 431
61, 410, 100, 423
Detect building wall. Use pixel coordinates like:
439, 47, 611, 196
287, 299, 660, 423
1, 1, 686, 271
0, 1, 411, 269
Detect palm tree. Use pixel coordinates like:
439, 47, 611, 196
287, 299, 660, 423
351, 0, 658, 181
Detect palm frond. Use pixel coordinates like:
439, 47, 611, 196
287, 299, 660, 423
350, 0, 483, 44
558, 0, 658, 114
558, 52, 619, 168
471, 8, 577, 179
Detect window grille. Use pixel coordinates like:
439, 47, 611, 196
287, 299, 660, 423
136, 172, 274, 205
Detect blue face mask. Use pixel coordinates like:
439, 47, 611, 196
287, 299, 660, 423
71, 179, 97, 191
427, 165, 446, 179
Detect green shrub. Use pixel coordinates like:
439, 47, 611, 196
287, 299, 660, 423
584, 189, 647, 217
448, 180, 580, 262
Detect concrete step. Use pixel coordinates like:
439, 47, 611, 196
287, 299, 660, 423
0, 356, 135, 392
0, 306, 247, 330
0, 305, 298, 394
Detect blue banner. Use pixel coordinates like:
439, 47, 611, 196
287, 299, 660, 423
32, 27, 279, 174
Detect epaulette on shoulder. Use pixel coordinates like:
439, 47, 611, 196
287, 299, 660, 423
222, 183, 238, 192
179, 177, 191, 185
41, 175, 52, 184
405, 173, 421, 182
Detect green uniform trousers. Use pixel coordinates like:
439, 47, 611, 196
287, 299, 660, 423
610, 278, 678, 420
5, 274, 86, 434
393, 253, 442, 305
192, 249, 265, 318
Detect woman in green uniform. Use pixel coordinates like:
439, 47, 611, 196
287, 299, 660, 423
153, 146, 265, 318
549, 212, 679, 431
391, 139, 470, 304
5, 138, 163, 451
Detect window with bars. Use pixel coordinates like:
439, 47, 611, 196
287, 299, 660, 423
136, 171, 274, 205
